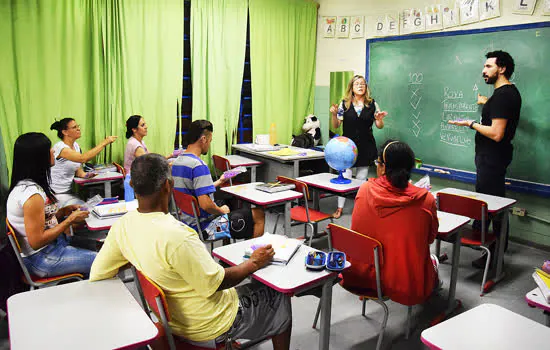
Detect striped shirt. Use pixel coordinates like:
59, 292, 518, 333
171, 153, 215, 230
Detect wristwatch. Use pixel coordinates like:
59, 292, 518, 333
469, 121, 476, 130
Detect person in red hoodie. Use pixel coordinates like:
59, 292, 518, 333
341, 140, 439, 306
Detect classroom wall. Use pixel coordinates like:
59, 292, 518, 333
314, 0, 550, 248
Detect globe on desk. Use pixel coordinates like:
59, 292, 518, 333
324, 136, 358, 184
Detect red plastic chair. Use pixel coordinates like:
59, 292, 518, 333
437, 192, 495, 296
6, 219, 83, 290
113, 162, 126, 178
273, 176, 333, 246
211, 155, 242, 187
132, 267, 225, 350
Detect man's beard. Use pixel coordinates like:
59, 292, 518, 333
484, 74, 497, 85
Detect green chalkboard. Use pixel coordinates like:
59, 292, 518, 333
368, 23, 550, 185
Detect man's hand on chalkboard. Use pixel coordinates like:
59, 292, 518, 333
329, 104, 339, 115
448, 119, 472, 127
374, 111, 388, 120
477, 94, 488, 105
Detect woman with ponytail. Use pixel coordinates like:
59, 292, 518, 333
49, 118, 117, 207
341, 140, 440, 306
124, 115, 176, 175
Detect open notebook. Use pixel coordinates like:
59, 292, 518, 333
243, 233, 302, 265
92, 201, 137, 218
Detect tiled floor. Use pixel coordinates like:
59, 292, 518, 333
1, 196, 548, 349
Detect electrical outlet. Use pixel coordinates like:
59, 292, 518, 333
512, 207, 526, 217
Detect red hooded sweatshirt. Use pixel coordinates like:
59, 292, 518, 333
341, 176, 439, 306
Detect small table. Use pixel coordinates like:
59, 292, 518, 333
437, 188, 517, 291
434, 210, 470, 322
7, 278, 158, 350
526, 287, 550, 327
232, 144, 325, 181
224, 154, 262, 182
421, 303, 550, 349
85, 200, 138, 231
297, 172, 365, 209
74, 171, 124, 197
220, 183, 302, 236
212, 239, 350, 350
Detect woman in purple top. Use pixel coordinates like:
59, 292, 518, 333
124, 115, 174, 175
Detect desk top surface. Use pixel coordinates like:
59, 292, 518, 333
296, 173, 365, 193
232, 144, 325, 162
421, 303, 550, 349
220, 182, 303, 205
8, 278, 157, 350
224, 154, 262, 167
437, 188, 517, 212
437, 210, 470, 235
525, 287, 550, 312
213, 238, 349, 294
74, 171, 123, 184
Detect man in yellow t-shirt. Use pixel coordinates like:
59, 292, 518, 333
90, 154, 292, 349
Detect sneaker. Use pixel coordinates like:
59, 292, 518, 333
431, 254, 444, 289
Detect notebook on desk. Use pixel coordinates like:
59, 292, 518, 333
244, 233, 302, 265
256, 183, 295, 193
92, 202, 130, 218
244, 144, 285, 152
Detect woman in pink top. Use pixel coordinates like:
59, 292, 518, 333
124, 115, 175, 175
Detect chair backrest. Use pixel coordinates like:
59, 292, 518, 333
211, 155, 230, 174
276, 176, 310, 200
5, 219, 35, 286
437, 192, 488, 240
113, 162, 126, 177
328, 223, 384, 298
172, 190, 202, 233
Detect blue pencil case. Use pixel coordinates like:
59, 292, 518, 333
326, 251, 346, 271
305, 251, 346, 271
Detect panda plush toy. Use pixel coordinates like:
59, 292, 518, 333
291, 114, 321, 148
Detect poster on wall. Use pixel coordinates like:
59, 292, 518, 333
512, 0, 538, 15
425, 4, 443, 31
374, 15, 388, 36
480, 0, 501, 20
443, 0, 461, 28
544, 0, 550, 15
411, 9, 426, 33
350, 16, 365, 38
386, 14, 399, 36
336, 16, 350, 38
322, 16, 336, 38
400, 9, 414, 35
460, 0, 480, 25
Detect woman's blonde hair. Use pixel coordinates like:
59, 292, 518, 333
342, 75, 373, 111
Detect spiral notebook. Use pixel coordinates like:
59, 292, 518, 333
243, 233, 302, 265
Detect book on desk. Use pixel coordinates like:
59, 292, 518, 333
256, 182, 296, 193
244, 233, 302, 265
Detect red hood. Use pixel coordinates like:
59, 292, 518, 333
366, 176, 430, 218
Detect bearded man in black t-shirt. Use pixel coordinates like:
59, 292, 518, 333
448, 50, 521, 267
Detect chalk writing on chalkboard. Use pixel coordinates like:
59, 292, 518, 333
409, 72, 423, 137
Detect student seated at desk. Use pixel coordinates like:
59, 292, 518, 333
342, 140, 440, 305
172, 120, 265, 240
50, 118, 117, 206
6, 133, 97, 278
90, 154, 292, 349
124, 115, 175, 175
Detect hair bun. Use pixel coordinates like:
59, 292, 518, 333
50, 121, 60, 131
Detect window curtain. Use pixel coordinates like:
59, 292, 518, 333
329, 71, 354, 136
0, 0, 183, 175
249, 0, 317, 144
191, 0, 248, 163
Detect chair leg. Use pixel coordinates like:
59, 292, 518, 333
272, 213, 280, 234
480, 246, 491, 296
405, 305, 412, 339
361, 298, 367, 317
307, 223, 315, 246
312, 298, 322, 329
435, 238, 441, 257
372, 299, 389, 350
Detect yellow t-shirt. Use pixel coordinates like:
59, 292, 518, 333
90, 211, 238, 342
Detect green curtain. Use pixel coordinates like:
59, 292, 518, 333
329, 71, 354, 136
0, 0, 183, 176
249, 0, 317, 145
191, 0, 248, 163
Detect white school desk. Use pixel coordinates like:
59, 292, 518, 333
85, 200, 138, 231
232, 143, 325, 181
421, 303, 550, 350
296, 172, 365, 210
74, 171, 124, 198
436, 210, 470, 319
526, 287, 550, 327
7, 278, 158, 350
224, 154, 262, 182
437, 188, 517, 292
220, 183, 303, 236
212, 239, 350, 350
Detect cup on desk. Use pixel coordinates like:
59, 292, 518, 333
255, 134, 270, 145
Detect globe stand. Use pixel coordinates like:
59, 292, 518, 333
330, 170, 351, 184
